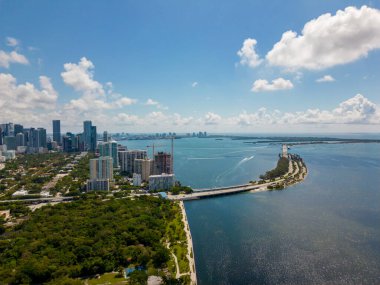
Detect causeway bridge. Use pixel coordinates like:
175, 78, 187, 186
168, 156, 307, 201
168, 183, 271, 201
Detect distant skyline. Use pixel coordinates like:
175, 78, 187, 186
0, 0, 380, 133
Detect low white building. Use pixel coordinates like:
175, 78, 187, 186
40, 191, 52, 197
149, 173, 175, 191
12, 190, 28, 197
0, 150, 16, 161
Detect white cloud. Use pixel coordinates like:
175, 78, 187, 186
6, 37, 19, 47
232, 94, 379, 125
0, 50, 29, 68
114, 113, 140, 125
266, 6, 380, 70
192, 82, 198, 88
0, 73, 57, 111
172, 113, 193, 126
61, 57, 136, 112
204, 112, 222, 125
0, 73, 59, 127
237, 38, 263, 68
252, 77, 294, 92
316, 75, 335, 82
145, 98, 168, 110
61, 57, 104, 95
146, 98, 159, 106
115, 97, 137, 107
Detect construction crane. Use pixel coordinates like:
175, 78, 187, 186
146, 136, 175, 173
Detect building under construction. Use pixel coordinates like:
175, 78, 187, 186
154, 151, 172, 174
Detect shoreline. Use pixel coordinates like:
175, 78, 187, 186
169, 157, 308, 201
179, 200, 197, 285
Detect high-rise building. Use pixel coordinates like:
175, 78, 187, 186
134, 158, 153, 181
103, 131, 110, 142
119, 150, 147, 174
90, 156, 114, 181
14, 124, 23, 135
154, 152, 172, 174
37, 128, 47, 148
15, 133, 25, 147
83, 120, 92, 151
98, 141, 119, 168
4, 136, 16, 150
0, 127, 3, 145
76, 133, 85, 151
25, 128, 47, 149
90, 125, 97, 152
52, 120, 61, 144
0, 123, 14, 136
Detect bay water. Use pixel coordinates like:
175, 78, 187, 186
121, 137, 380, 284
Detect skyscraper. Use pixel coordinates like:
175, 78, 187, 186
90, 125, 97, 152
103, 131, 110, 142
14, 124, 23, 135
119, 150, 147, 174
83, 120, 92, 151
90, 157, 114, 180
15, 133, 25, 147
52, 120, 61, 144
134, 158, 153, 181
98, 141, 119, 168
154, 152, 172, 174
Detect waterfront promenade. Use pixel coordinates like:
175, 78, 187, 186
168, 157, 307, 201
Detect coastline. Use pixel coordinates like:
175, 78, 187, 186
169, 156, 308, 201
179, 200, 197, 285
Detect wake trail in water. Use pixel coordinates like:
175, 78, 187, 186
214, 155, 255, 185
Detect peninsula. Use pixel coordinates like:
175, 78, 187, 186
168, 150, 307, 201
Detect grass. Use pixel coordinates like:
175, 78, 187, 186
86, 272, 127, 285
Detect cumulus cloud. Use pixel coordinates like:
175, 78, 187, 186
61, 57, 136, 112
252, 77, 294, 92
0, 73, 57, 111
61, 57, 104, 95
114, 113, 140, 125
316, 75, 335, 82
237, 38, 263, 68
6, 37, 19, 47
172, 113, 193, 126
232, 94, 379, 125
145, 98, 168, 110
146, 98, 159, 106
266, 6, 380, 70
204, 112, 222, 125
0, 50, 29, 68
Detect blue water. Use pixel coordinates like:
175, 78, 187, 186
120, 137, 278, 188
120, 138, 380, 284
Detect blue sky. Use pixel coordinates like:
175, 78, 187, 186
0, 0, 379, 133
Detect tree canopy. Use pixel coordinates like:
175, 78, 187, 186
0, 196, 176, 284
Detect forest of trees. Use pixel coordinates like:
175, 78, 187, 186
0, 195, 178, 284
259, 157, 289, 180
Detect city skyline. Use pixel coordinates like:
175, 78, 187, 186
1, 1, 380, 133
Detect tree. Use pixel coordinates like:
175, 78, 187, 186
128, 270, 148, 285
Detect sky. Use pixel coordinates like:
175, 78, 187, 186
0, 0, 380, 134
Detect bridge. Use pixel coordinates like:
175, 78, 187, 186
168, 156, 307, 201
168, 182, 272, 201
